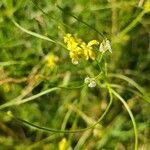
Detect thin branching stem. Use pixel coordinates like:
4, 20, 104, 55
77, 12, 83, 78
56, 5, 105, 38
108, 73, 150, 103
8, 86, 113, 134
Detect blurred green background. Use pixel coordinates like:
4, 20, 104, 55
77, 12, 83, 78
0, 0, 150, 149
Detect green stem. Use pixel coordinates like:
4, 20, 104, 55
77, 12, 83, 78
9, 88, 113, 134
0, 87, 59, 110
111, 89, 138, 150
118, 10, 145, 38
0, 85, 85, 110
11, 19, 66, 49
56, 5, 105, 38
108, 73, 150, 103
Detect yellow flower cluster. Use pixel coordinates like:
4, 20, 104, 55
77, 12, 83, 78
45, 53, 58, 69
64, 34, 99, 64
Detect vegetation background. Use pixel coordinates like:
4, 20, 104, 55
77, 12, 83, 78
0, 0, 150, 149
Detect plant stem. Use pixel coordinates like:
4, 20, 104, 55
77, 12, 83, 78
118, 10, 145, 38
111, 89, 138, 150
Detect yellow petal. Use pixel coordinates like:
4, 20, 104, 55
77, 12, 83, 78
88, 40, 99, 47
89, 49, 96, 60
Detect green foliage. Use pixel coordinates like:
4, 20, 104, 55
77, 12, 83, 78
0, 0, 150, 149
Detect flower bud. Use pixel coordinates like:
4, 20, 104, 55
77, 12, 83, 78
88, 80, 96, 88
84, 77, 91, 84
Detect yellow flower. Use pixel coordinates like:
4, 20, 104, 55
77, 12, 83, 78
64, 34, 78, 50
144, 1, 150, 12
63, 33, 99, 64
45, 53, 58, 69
81, 41, 98, 60
58, 138, 69, 150
87, 40, 99, 47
